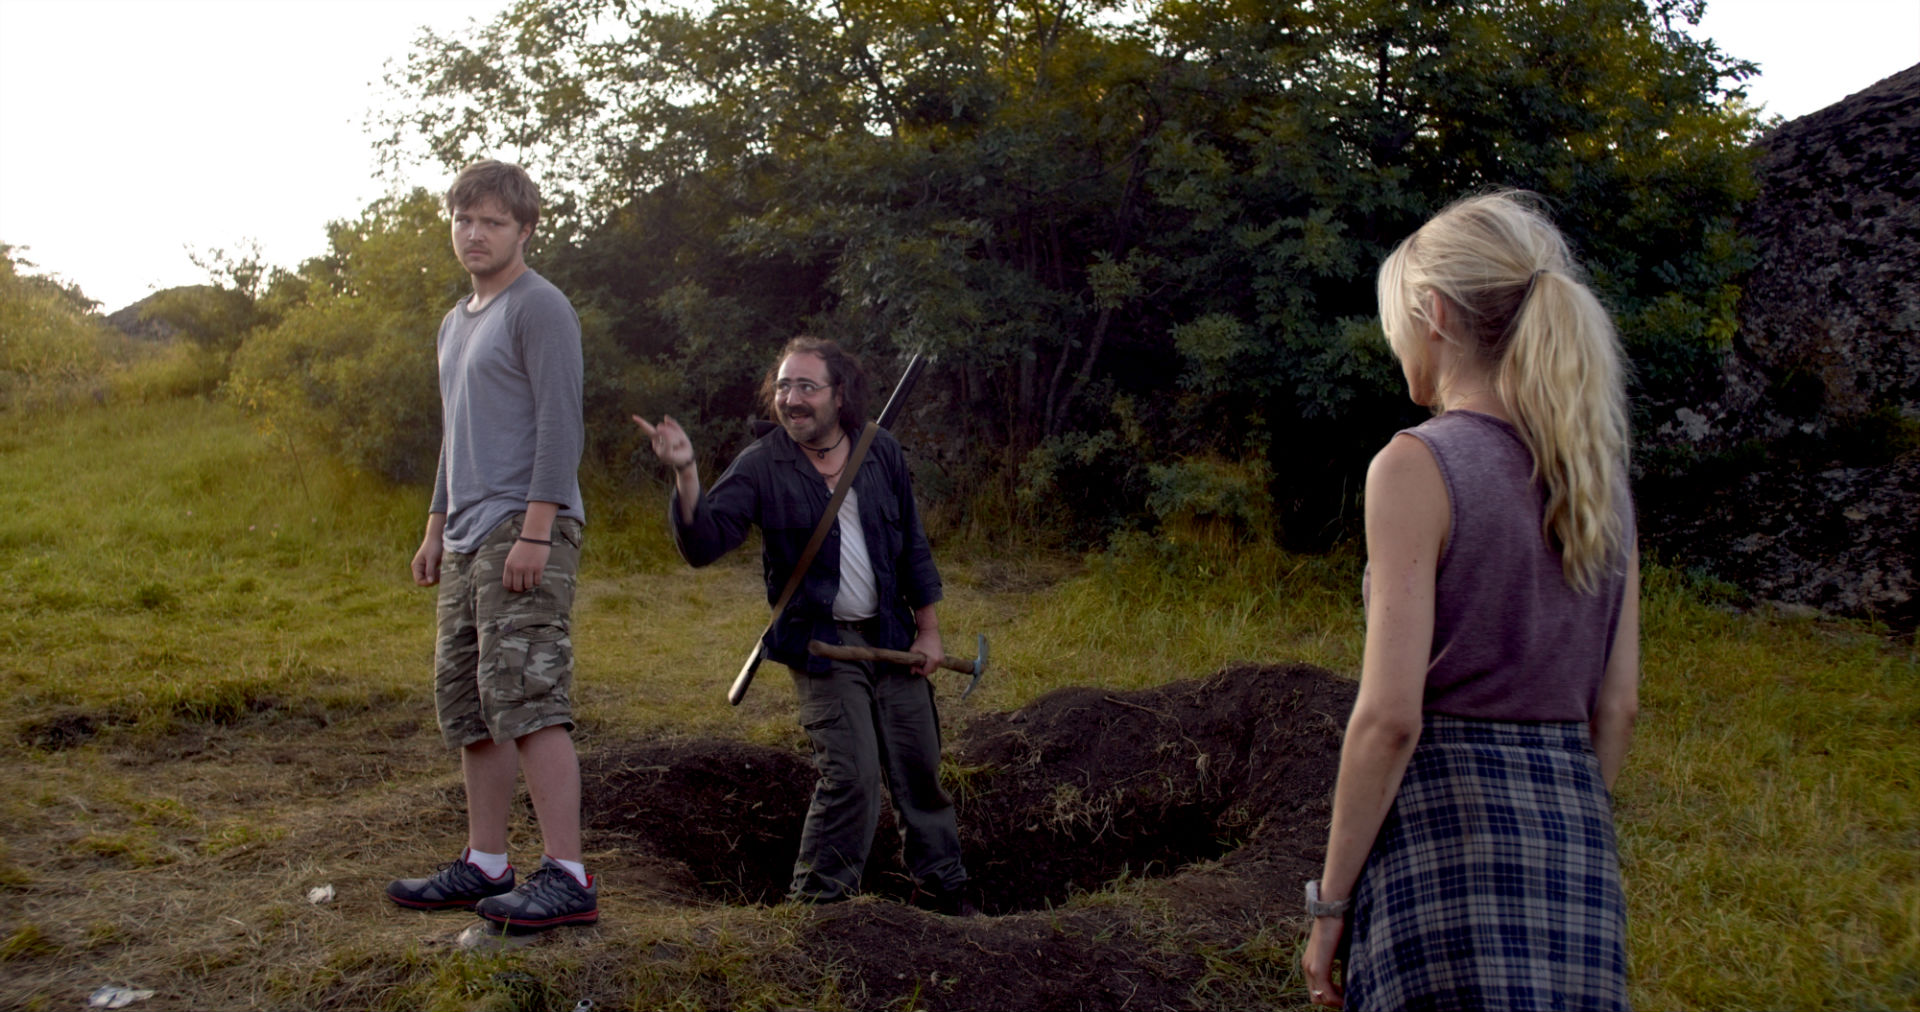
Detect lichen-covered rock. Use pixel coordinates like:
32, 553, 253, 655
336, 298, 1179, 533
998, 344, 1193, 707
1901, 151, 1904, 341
1644, 451, 1920, 630
1642, 63, 1920, 631
1735, 62, 1920, 427
1649, 62, 1920, 452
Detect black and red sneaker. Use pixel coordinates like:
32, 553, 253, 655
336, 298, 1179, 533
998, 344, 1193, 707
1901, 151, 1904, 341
475, 857, 599, 933
386, 855, 514, 911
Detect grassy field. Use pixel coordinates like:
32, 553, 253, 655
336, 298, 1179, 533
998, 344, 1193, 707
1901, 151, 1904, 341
0, 396, 1914, 1010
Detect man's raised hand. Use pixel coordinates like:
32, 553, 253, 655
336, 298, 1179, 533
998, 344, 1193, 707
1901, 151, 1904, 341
635, 414, 702, 524
632, 414, 695, 472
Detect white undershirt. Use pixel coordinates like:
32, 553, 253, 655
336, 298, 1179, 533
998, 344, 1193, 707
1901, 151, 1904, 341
832, 486, 879, 621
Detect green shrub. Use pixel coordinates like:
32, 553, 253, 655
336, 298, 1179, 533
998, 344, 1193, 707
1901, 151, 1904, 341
0, 245, 129, 409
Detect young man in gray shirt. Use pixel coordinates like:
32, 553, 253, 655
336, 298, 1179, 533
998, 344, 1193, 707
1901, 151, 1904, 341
385, 160, 596, 933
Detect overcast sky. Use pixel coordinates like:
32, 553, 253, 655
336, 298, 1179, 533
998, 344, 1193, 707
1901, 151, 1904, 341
1, 0, 1915, 312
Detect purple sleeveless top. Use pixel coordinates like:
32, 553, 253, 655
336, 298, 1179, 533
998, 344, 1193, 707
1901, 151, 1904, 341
1368, 411, 1634, 722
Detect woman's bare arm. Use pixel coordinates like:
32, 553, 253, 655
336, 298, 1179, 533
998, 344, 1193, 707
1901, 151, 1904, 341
1302, 433, 1448, 1007
1590, 544, 1640, 789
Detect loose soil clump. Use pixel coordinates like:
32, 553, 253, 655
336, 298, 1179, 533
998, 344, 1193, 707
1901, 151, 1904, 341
583, 662, 1355, 1010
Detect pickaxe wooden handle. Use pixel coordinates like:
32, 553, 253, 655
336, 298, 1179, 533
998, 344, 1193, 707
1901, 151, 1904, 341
807, 633, 988, 699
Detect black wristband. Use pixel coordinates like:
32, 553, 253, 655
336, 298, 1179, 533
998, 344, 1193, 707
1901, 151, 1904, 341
517, 535, 553, 546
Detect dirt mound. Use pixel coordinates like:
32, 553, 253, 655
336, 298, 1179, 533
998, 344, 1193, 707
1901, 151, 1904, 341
582, 739, 817, 904
953, 661, 1355, 911
582, 663, 1355, 1010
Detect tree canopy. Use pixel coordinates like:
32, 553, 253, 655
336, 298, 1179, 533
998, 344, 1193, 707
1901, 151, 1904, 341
318, 0, 1759, 544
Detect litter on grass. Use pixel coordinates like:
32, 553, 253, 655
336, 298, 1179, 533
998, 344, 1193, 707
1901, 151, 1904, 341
87, 986, 155, 1009
456, 920, 540, 951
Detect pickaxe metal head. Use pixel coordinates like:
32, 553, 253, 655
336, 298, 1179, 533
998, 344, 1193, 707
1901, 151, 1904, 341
961, 634, 987, 700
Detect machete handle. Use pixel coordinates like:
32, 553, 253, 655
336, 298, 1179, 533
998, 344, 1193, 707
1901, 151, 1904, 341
729, 641, 764, 706
807, 639, 975, 674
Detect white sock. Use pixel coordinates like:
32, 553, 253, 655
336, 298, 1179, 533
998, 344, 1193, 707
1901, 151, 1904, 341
551, 855, 589, 887
464, 847, 511, 879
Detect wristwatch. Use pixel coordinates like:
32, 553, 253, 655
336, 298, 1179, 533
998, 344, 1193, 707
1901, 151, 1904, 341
1305, 879, 1351, 919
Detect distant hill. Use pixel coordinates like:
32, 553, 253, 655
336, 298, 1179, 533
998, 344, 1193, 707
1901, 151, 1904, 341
105, 287, 222, 342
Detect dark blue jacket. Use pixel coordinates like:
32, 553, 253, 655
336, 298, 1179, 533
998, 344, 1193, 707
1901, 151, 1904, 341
669, 425, 943, 673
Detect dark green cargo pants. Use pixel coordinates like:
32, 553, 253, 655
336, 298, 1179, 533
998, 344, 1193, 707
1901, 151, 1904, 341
787, 622, 968, 901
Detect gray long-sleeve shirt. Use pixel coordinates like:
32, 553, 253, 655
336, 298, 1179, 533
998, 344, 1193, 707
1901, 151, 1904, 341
430, 269, 585, 553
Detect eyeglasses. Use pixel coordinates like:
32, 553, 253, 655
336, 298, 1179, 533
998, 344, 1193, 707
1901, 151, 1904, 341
775, 379, 834, 397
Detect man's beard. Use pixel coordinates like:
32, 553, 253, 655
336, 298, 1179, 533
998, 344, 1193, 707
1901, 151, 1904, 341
783, 407, 835, 445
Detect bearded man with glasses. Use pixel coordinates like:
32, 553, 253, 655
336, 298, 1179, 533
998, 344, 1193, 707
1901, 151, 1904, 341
632, 336, 975, 915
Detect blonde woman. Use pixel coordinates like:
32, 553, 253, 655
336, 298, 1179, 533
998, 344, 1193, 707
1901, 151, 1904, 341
1301, 191, 1641, 1010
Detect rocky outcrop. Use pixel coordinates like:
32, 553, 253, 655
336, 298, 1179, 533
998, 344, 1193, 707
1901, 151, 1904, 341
1735, 62, 1920, 431
1651, 63, 1920, 451
1645, 451, 1920, 629
106, 290, 187, 341
1645, 63, 1920, 631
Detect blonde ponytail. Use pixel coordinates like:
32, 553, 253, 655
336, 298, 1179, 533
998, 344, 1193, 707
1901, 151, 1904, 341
1498, 267, 1630, 592
1380, 191, 1630, 593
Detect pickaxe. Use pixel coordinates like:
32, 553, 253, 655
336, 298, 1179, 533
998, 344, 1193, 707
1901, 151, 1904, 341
807, 633, 988, 700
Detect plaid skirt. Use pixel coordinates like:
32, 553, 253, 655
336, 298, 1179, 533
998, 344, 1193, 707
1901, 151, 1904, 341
1343, 716, 1629, 1012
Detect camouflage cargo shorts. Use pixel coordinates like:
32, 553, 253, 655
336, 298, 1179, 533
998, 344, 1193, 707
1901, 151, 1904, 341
434, 513, 584, 748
